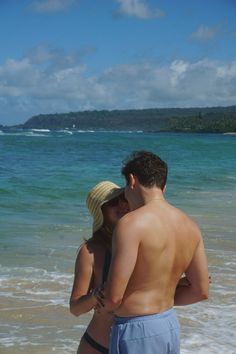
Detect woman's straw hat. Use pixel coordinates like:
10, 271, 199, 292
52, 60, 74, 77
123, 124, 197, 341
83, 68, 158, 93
86, 181, 123, 233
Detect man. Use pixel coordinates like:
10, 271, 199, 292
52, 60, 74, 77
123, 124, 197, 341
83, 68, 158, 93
103, 151, 209, 354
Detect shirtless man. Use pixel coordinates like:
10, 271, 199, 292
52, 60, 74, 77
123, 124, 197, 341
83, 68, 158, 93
103, 151, 209, 354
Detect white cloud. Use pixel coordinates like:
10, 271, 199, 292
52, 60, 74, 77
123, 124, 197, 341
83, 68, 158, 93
29, 0, 77, 13
191, 25, 219, 41
1, 50, 236, 125
27, 44, 55, 64
115, 0, 164, 20
170, 60, 189, 87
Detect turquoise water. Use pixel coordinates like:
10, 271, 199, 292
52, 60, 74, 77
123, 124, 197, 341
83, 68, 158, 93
0, 130, 236, 353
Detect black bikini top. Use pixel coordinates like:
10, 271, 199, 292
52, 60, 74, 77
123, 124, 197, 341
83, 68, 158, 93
102, 249, 111, 284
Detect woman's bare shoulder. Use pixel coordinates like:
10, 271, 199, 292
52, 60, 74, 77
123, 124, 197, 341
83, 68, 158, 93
77, 239, 104, 260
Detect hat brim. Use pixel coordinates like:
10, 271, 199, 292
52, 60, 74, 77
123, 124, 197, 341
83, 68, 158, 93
100, 187, 124, 206
92, 187, 124, 232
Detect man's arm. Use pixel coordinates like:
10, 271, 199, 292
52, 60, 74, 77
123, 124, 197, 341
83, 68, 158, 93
104, 218, 139, 312
174, 236, 209, 305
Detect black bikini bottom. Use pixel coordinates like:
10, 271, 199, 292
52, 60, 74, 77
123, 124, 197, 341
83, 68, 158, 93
82, 331, 109, 354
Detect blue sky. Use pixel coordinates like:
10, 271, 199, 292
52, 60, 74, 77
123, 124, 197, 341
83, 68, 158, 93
0, 0, 236, 125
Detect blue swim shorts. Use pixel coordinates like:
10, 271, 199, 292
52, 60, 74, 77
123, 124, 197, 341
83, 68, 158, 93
109, 308, 180, 354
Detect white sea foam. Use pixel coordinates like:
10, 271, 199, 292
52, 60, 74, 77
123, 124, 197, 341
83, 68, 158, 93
0, 130, 52, 137
72, 129, 144, 133
0, 336, 28, 347
178, 302, 236, 352
31, 129, 51, 132
0, 304, 52, 311
26, 131, 49, 137
0, 264, 72, 307
73, 324, 87, 329
57, 130, 73, 134
6, 131, 50, 137
76, 129, 95, 133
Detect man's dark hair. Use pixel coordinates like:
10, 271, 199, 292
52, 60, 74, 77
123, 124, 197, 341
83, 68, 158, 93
122, 151, 168, 190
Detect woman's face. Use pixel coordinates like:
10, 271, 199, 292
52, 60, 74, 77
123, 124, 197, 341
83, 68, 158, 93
102, 194, 129, 229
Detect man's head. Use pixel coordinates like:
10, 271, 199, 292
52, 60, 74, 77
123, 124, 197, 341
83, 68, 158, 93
121, 151, 168, 190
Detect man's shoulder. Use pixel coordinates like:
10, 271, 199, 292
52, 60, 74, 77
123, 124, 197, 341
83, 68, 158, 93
169, 202, 200, 227
174, 207, 202, 245
117, 210, 137, 227
116, 208, 150, 237
121, 206, 147, 222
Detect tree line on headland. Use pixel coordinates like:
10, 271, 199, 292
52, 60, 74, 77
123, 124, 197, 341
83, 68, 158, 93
3, 106, 236, 133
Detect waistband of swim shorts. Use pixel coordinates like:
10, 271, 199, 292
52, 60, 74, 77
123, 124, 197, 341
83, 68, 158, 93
114, 308, 175, 325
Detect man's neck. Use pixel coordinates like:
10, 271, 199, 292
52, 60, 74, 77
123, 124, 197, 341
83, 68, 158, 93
142, 189, 165, 205
129, 187, 164, 210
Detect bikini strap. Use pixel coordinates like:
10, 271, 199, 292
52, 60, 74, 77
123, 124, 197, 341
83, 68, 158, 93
102, 249, 111, 284
83, 331, 109, 354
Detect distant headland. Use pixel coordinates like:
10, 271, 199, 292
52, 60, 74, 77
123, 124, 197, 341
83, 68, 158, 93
2, 106, 236, 133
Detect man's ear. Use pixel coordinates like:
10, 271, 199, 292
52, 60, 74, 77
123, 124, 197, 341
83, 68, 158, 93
129, 173, 136, 189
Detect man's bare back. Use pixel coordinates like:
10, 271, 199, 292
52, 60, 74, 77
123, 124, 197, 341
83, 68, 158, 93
113, 198, 204, 316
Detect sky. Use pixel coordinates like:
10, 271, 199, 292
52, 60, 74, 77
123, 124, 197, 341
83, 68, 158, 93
0, 0, 236, 126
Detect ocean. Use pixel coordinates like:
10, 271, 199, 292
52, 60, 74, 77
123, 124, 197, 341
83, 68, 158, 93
0, 129, 235, 353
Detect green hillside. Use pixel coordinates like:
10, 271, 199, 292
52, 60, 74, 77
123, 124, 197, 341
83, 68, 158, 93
7, 106, 236, 133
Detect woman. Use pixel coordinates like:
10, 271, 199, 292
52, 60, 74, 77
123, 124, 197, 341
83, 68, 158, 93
70, 181, 129, 354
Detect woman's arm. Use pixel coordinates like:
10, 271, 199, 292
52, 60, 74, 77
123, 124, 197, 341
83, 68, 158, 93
70, 243, 97, 316
174, 238, 209, 306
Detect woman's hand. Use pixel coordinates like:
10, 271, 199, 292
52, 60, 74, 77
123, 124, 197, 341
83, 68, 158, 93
93, 286, 105, 310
